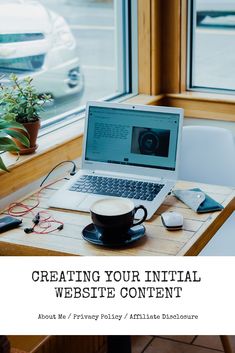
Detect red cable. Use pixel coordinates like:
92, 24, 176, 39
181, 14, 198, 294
32, 217, 64, 234
7, 178, 65, 234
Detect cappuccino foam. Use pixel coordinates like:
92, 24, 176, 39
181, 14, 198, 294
91, 198, 134, 216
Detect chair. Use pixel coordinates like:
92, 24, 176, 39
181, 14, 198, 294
179, 126, 235, 187
0, 336, 10, 353
220, 336, 233, 353
194, 336, 233, 353
180, 126, 235, 256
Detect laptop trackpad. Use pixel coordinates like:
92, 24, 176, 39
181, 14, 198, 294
78, 195, 105, 211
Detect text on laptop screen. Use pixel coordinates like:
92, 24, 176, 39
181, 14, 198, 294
85, 106, 180, 171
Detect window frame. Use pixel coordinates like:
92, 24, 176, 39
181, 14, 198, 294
39, 0, 137, 133
2, 0, 235, 199
187, 0, 235, 95
142, 0, 235, 122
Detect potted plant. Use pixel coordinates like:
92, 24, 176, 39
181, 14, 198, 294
0, 118, 29, 171
0, 74, 51, 154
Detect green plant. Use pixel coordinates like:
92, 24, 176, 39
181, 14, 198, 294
0, 119, 29, 171
0, 74, 51, 123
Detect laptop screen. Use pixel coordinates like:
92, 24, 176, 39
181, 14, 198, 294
85, 106, 180, 171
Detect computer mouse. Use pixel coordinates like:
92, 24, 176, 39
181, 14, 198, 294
161, 211, 184, 230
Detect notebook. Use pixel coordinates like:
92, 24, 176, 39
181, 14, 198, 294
48, 101, 183, 220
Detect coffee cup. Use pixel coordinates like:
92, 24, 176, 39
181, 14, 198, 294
90, 198, 147, 241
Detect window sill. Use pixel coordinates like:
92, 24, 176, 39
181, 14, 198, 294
0, 94, 159, 199
0, 118, 84, 199
163, 92, 235, 121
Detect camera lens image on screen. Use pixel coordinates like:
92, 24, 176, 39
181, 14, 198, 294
131, 127, 170, 157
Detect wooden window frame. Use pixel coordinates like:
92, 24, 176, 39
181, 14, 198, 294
138, 0, 235, 121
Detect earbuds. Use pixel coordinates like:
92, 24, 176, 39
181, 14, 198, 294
32, 212, 40, 225
23, 211, 64, 234
24, 227, 34, 234
24, 212, 40, 232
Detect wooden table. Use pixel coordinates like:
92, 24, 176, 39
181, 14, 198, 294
0, 179, 234, 256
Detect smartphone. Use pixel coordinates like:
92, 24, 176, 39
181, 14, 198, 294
0, 216, 22, 233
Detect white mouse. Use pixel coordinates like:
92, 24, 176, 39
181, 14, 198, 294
161, 211, 184, 230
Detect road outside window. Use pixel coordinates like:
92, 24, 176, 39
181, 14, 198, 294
190, 0, 235, 92
0, 0, 127, 122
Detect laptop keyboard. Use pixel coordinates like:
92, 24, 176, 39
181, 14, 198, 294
69, 175, 164, 201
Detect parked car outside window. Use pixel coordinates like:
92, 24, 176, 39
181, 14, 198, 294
197, 0, 235, 25
0, 0, 84, 99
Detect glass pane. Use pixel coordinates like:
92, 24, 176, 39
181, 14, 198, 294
0, 0, 128, 122
191, 0, 235, 91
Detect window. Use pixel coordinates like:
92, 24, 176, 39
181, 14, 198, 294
188, 0, 235, 93
0, 0, 134, 127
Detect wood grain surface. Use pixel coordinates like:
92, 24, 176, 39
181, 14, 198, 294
0, 179, 234, 256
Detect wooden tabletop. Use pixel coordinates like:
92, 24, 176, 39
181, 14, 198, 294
0, 179, 234, 256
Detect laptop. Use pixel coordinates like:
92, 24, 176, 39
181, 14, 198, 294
49, 101, 183, 220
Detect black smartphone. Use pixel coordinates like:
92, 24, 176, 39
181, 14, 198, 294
0, 216, 22, 233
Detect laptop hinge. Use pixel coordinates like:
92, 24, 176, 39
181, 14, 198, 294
83, 169, 163, 182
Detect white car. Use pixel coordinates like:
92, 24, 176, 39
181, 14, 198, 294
0, 0, 84, 98
197, 0, 235, 25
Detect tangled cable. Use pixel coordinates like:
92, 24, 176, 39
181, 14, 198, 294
23, 211, 64, 235
7, 178, 64, 235
7, 160, 78, 235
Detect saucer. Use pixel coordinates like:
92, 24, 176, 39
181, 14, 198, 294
82, 223, 146, 247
